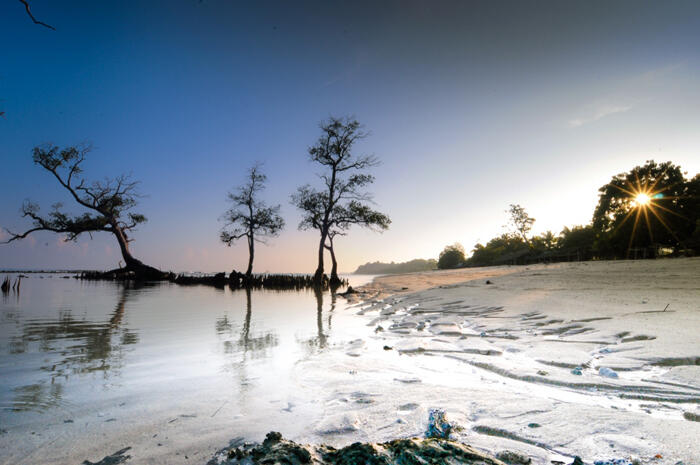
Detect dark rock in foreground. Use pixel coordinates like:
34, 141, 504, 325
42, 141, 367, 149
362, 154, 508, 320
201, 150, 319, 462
208, 432, 508, 465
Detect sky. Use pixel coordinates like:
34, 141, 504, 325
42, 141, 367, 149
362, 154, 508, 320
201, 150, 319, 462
1, 0, 699, 273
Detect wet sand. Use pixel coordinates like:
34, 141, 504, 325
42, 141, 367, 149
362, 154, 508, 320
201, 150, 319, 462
298, 258, 699, 464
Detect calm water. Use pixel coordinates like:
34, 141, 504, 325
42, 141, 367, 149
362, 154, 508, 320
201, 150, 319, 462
0, 274, 374, 464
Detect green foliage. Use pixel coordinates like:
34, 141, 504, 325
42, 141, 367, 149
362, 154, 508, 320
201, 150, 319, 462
558, 225, 595, 252
354, 259, 437, 274
468, 234, 529, 266
437, 243, 466, 269
507, 204, 535, 245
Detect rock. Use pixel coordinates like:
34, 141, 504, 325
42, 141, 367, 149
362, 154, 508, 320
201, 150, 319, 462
486, 280, 493, 284
598, 367, 619, 379
383, 345, 393, 350
571, 367, 583, 376
570, 458, 584, 465
527, 423, 541, 428
496, 450, 532, 465
81, 447, 132, 465
210, 433, 508, 465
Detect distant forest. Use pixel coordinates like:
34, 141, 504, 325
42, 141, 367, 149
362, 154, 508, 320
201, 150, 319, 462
354, 259, 437, 275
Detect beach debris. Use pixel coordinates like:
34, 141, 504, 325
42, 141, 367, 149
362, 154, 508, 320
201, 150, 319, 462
527, 423, 541, 428
537, 370, 549, 376
486, 280, 493, 284
375, 325, 384, 333
425, 408, 453, 439
82, 447, 132, 465
383, 345, 393, 350
683, 411, 700, 422
496, 450, 532, 465
598, 367, 619, 379
571, 367, 583, 376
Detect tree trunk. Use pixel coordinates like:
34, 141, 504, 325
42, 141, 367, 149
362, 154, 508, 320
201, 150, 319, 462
246, 233, 254, 277
112, 224, 144, 270
314, 229, 327, 282
327, 237, 339, 284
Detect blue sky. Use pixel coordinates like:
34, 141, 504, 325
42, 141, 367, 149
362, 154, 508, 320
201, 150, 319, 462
1, 1, 699, 272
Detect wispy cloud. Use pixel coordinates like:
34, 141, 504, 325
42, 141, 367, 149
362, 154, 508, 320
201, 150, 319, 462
568, 103, 632, 128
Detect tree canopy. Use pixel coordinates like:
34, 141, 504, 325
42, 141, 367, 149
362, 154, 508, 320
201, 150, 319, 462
437, 243, 466, 269
592, 160, 690, 256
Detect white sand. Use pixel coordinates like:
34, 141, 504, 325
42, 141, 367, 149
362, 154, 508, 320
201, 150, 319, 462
297, 258, 700, 464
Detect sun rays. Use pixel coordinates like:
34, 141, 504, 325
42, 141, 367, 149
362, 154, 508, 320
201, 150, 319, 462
612, 170, 685, 256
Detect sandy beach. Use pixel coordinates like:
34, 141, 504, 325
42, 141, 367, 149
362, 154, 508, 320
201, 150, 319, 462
292, 258, 700, 464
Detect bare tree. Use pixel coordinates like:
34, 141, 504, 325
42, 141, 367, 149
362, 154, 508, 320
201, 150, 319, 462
2, 144, 157, 274
292, 117, 390, 284
506, 203, 535, 246
220, 164, 285, 277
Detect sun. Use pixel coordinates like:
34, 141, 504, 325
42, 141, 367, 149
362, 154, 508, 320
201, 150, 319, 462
633, 192, 651, 207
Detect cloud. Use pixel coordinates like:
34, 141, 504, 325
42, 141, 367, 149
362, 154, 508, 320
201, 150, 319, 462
568, 103, 632, 128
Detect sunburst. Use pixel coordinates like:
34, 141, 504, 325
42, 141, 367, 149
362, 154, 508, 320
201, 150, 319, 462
612, 170, 684, 256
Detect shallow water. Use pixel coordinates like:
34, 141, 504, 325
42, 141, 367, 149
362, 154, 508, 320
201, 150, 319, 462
0, 274, 372, 464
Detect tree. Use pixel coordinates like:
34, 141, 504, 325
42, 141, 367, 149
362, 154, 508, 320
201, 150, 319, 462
323, 202, 390, 283
468, 234, 529, 266
592, 160, 689, 256
506, 204, 535, 246
2, 144, 157, 274
292, 117, 390, 283
437, 243, 466, 269
220, 164, 285, 277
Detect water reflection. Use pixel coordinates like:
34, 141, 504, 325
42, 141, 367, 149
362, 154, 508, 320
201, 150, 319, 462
297, 287, 337, 353
217, 288, 279, 361
8, 284, 139, 412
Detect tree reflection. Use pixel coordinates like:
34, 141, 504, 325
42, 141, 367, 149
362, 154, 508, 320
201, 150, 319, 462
297, 286, 337, 354
216, 287, 279, 361
9, 284, 139, 412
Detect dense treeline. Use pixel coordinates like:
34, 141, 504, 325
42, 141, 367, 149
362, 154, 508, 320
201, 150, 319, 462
438, 160, 700, 269
354, 259, 437, 275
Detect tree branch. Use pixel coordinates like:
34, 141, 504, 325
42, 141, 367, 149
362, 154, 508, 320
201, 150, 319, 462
18, 0, 55, 30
